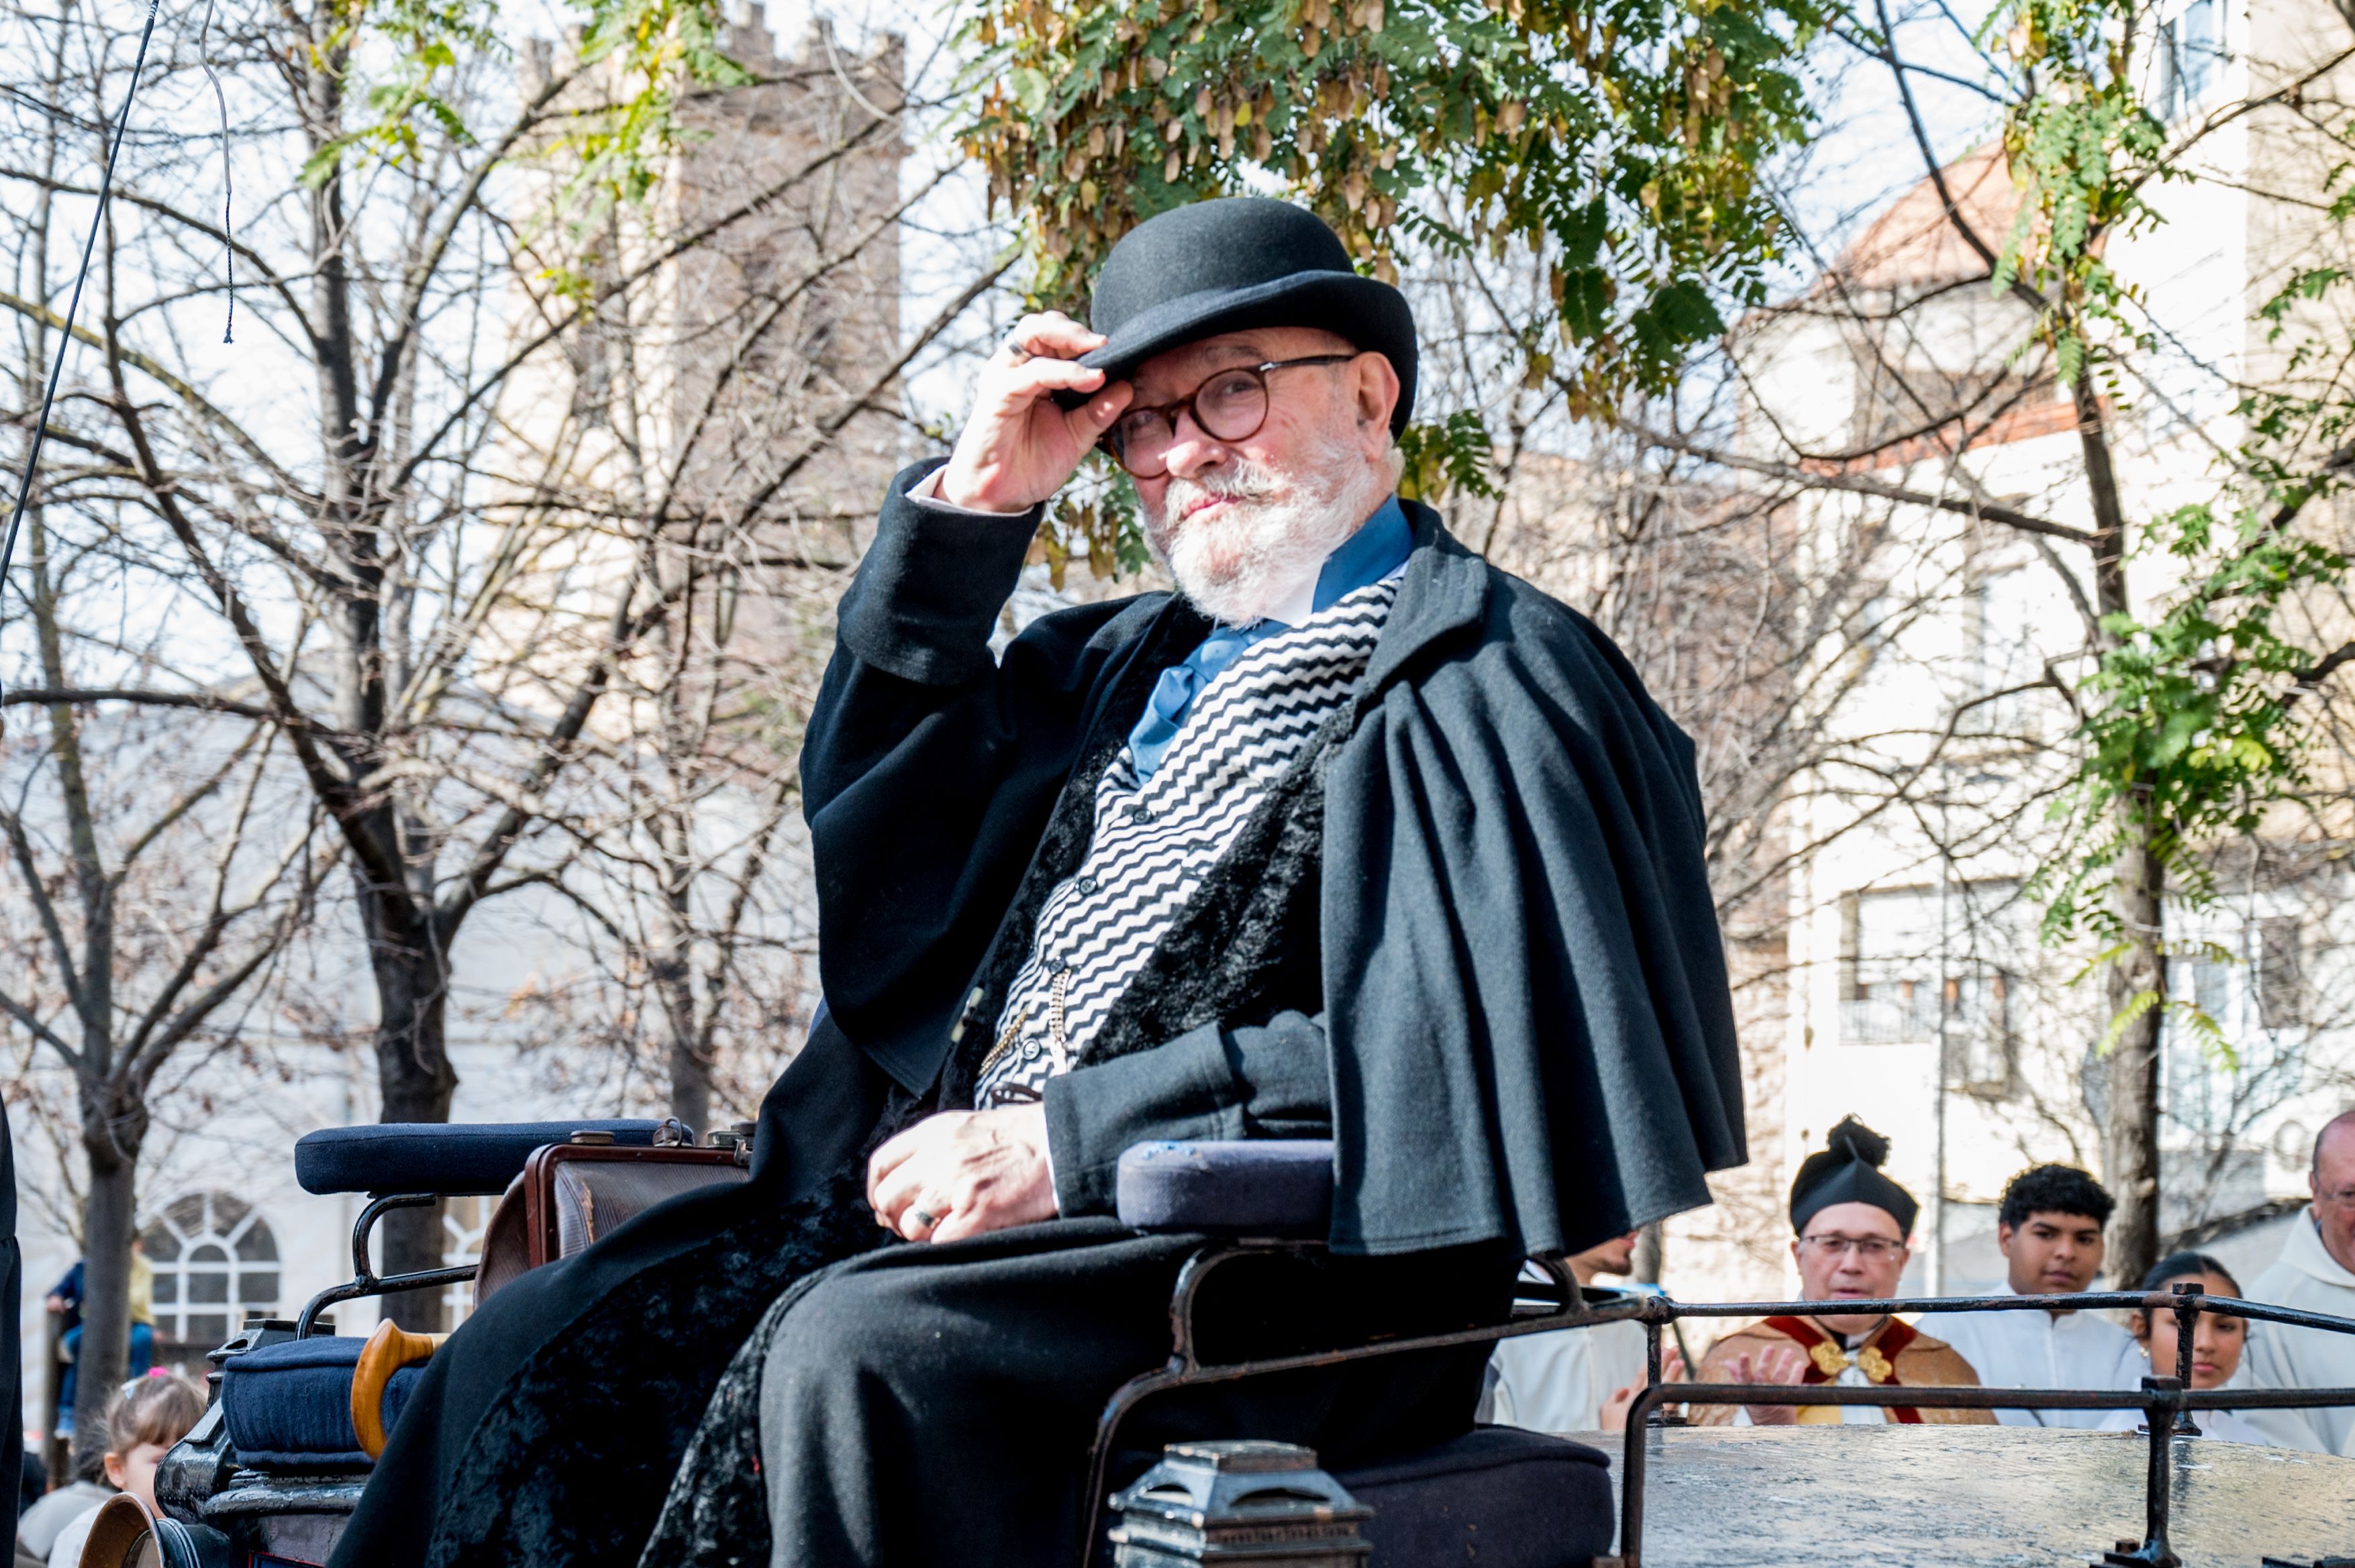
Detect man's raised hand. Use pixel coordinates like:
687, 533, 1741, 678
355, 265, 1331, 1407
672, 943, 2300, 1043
937, 311, 1132, 513
1722, 1343, 1810, 1426
866, 1104, 1058, 1243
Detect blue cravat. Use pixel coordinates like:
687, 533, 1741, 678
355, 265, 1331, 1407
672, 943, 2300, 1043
1126, 497, 1411, 780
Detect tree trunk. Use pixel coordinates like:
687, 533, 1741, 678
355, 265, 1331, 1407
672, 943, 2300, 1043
654, 813, 712, 1132
304, 30, 452, 1332
662, 972, 713, 1133
2075, 378, 2163, 1287
1631, 1220, 1664, 1286
72, 1140, 137, 1472
2103, 819, 2166, 1288
368, 910, 458, 1332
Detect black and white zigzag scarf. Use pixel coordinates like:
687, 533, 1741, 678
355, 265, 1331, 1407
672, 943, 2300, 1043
975, 575, 1401, 1107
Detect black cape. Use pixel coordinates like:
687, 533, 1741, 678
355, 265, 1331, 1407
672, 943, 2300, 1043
811, 464, 1746, 1257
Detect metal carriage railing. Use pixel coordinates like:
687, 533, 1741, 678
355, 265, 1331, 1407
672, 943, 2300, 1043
1079, 1243, 2355, 1568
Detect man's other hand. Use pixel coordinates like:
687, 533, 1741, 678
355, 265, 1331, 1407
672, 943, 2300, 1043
1599, 1347, 1687, 1432
937, 312, 1132, 513
1721, 1343, 1809, 1426
867, 1105, 1056, 1243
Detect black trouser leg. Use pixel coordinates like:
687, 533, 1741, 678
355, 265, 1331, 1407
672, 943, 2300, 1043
756, 1220, 1509, 1568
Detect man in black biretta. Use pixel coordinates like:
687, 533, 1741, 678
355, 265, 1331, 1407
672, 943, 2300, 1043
332, 197, 1745, 1568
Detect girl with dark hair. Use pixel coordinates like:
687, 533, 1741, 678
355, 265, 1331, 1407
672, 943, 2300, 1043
42, 1373, 205, 1567
2099, 1252, 2278, 1446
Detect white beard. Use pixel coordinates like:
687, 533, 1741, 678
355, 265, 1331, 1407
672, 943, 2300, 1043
1141, 437, 1389, 627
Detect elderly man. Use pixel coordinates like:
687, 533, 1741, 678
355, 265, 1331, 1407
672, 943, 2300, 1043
2241, 1110, 2355, 1454
1691, 1119, 1991, 1426
332, 199, 1742, 1568
1936, 1164, 2142, 1427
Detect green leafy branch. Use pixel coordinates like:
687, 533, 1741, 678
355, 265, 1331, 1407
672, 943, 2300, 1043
2038, 488, 2345, 946
1979, 0, 2172, 384
1397, 410, 1500, 503
2041, 250, 2355, 970
302, 0, 748, 215
959, 0, 1823, 570
960, 0, 1825, 399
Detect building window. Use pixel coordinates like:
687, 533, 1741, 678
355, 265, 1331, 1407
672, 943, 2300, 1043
442, 1195, 495, 1330
1838, 883, 2020, 1096
2156, 0, 2221, 121
143, 1192, 279, 1347
2256, 916, 2305, 1031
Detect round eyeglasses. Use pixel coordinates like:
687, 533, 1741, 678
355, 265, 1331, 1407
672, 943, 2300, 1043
1798, 1234, 1905, 1261
1102, 354, 1359, 479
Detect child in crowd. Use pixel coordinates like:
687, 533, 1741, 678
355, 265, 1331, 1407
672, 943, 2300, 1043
2101, 1251, 2276, 1446
46, 1373, 205, 1568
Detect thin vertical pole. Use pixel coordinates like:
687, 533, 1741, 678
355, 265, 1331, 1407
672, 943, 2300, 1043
1930, 766, 1952, 1294
0, 0, 165, 597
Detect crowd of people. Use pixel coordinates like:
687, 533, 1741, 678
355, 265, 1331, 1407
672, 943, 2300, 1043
1487, 1108, 2355, 1447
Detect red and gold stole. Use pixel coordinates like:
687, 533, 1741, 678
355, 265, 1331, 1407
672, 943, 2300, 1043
1762, 1315, 1925, 1424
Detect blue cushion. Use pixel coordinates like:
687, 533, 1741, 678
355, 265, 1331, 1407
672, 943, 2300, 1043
1335, 1427, 1613, 1566
222, 1339, 364, 1467
293, 1120, 663, 1196
1114, 1140, 1335, 1237
381, 1363, 424, 1439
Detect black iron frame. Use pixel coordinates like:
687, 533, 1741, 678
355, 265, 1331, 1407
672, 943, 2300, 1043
293, 1193, 477, 1338
1078, 1240, 2355, 1568
289, 1117, 714, 1337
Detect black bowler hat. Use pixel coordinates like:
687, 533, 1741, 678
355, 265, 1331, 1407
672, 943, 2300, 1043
1790, 1116, 1919, 1237
1066, 198, 1418, 435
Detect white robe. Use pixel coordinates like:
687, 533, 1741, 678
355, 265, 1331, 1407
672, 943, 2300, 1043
1489, 1316, 1651, 1432
2095, 1404, 2278, 1446
2240, 1209, 2355, 1455
1934, 1288, 2144, 1428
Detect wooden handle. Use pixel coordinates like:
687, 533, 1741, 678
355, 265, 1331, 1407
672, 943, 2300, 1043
352, 1319, 446, 1460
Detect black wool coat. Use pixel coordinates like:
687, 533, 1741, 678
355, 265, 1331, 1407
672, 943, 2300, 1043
812, 462, 1746, 1257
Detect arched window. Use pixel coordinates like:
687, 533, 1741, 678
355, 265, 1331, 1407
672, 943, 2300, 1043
143, 1192, 279, 1346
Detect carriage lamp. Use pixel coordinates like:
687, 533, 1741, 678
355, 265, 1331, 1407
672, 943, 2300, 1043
1107, 1441, 1371, 1567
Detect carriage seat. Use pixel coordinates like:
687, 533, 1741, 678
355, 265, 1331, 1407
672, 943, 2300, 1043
294, 1118, 667, 1196
1113, 1139, 1617, 1567
217, 1322, 439, 1469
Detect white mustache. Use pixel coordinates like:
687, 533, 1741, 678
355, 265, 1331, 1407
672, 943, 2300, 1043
1160, 463, 1281, 513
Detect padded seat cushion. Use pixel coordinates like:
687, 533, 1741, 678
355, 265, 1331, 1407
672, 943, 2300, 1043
294, 1119, 662, 1196
221, 1337, 425, 1469
1334, 1426, 1613, 1567
1115, 1140, 1336, 1237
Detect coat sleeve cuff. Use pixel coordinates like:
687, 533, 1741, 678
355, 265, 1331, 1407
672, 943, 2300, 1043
1043, 1021, 1246, 1216
836, 459, 1046, 686
1223, 1010, 1332, 1133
